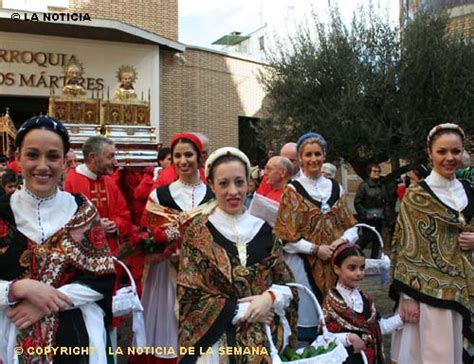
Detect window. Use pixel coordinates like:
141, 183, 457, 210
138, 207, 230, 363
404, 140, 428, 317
259, 36, 265, 51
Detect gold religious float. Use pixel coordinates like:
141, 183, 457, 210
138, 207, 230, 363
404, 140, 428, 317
0, 108, 16, 156
49, 63, 157, 166
48, 59, 101, 144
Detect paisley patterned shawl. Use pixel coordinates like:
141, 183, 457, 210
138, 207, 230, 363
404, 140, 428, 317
141, 189, 216, 276
390, 182, 473, 339
274, 184, 356, 299
144, 196, 217, 229
0, 194, 116, 363
177, 212, 298, 364
323, 288, 383, 364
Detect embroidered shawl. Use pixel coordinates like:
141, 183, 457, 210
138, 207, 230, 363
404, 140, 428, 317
0, 194, 116, 363
140, 185, 216, 277
390, 182, 473, 340
275, 183, 356, 300
392, 184, 474, 316
323, 288, 383, 364
177, 213, 298, 364
144, 196, 217, 230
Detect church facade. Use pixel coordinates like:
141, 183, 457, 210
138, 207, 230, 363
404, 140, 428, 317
0, 0, 267, 158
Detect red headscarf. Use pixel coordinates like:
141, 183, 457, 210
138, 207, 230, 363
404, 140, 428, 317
155, 132, 206, 187
170, 132, 203, 154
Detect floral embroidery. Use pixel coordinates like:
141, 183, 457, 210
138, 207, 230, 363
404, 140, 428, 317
178, 215, 298, 363
5, 194, 116, 363
324, 288, 383, 364
275, 185, 356, 298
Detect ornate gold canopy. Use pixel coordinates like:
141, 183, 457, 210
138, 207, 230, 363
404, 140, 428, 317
0, 109, 17, 156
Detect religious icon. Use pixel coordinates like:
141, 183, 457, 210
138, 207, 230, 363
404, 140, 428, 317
111, 110, 120, 124
62, 59, 86, 97
85, 110, 94, 122
114, 65, 138, 101
124, 106, 133, 123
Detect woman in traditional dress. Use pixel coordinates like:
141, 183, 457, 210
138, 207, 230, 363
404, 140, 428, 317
139, 133, 215, 364
274, 132, 358, 341
390, 123, 474, 364
0, 116, 116, 364
177, 147, 298, 364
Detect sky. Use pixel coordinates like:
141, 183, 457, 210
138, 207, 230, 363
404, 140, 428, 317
179, 0, 400, 48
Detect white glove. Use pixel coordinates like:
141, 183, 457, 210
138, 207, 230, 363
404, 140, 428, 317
232, 302, 250, 325
267, 285, 293, 315
342, 226, 359, 244
380, 254, 391, 270
282, 239, 315, 255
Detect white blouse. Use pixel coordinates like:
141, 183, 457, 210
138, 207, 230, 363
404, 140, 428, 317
294, 173, 344, 203
10, 188, 77, 244
150, 179, 207, 211
0, 187, 108, 364
425, 170, 468, 211
206, 207, 292, 327
208, 207, 265, 266
332, 282, 404, 347
336, 283, 364, 314
283, 173, 358, 255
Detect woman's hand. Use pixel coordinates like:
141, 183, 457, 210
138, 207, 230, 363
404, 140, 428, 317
348, 333, 365, 353
259, 310, 275, 325
100, 218, 117, 235
330, 238, 345, 249
239, 293, 273, 323
458, 232, 474, 251
399, 298, 420, 324
12, 279, 73, 314
317, 245, 335, 261
7, 300, 46, 330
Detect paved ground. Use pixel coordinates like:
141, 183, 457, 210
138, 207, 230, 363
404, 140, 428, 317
116, 226, 397, 363
117, 262, 396, 363
360, 274, 394, 362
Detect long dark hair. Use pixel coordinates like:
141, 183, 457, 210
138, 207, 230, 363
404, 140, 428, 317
157, 147, 171, 164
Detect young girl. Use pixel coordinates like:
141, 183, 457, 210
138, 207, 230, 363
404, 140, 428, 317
323, 243, 404, 364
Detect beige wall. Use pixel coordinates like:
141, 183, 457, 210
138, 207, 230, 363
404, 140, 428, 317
69, 0, 178, 40
0, 0, 178, 40
160, 48, 267, 152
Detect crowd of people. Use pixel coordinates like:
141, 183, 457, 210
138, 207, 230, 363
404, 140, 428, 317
0, 115, 472, 364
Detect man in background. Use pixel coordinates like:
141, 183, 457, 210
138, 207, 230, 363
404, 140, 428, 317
279, 142, 300, 178
354, 163, 387, 258
260, 156, 293, 203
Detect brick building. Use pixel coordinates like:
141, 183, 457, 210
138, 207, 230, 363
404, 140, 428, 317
400, 0, 474, 34
0, 0, 267, 157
